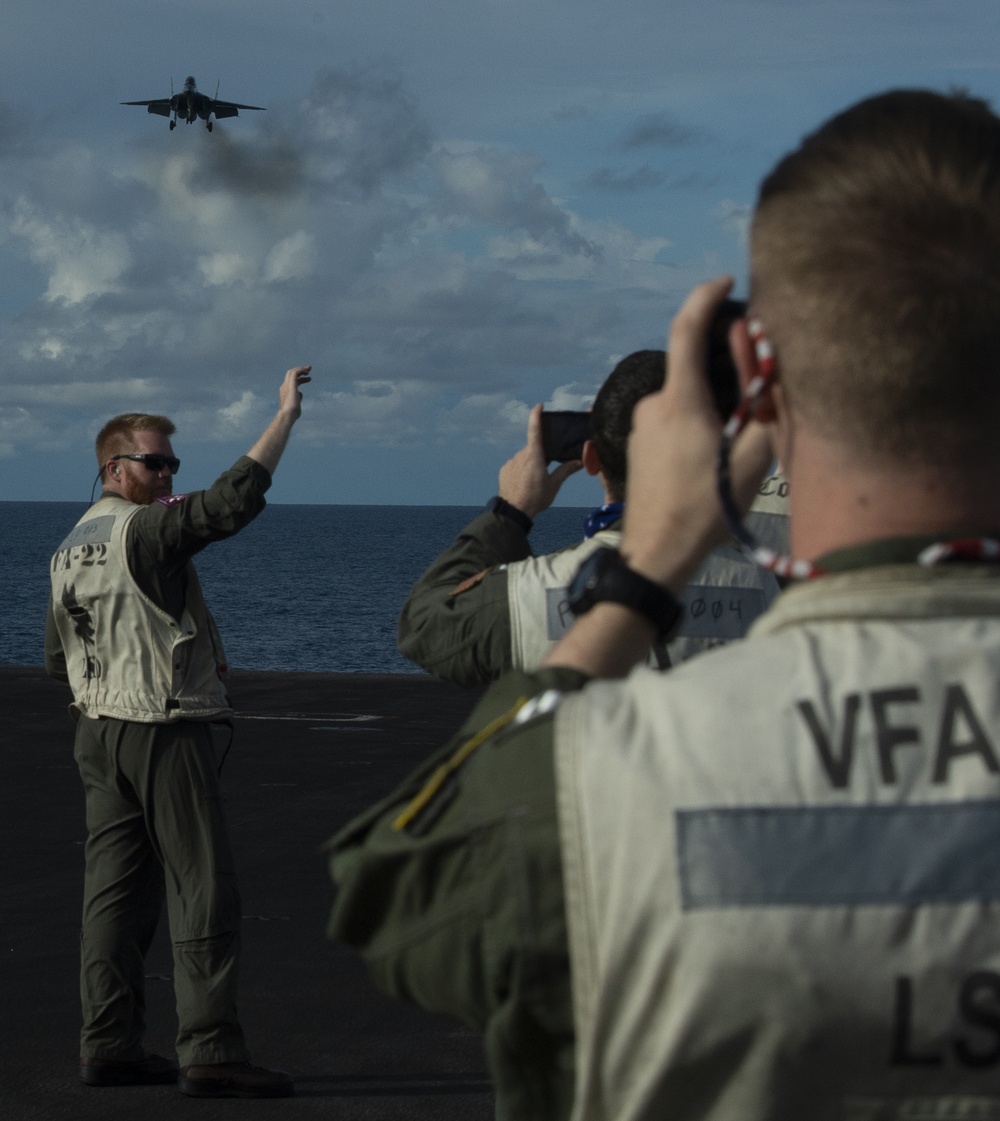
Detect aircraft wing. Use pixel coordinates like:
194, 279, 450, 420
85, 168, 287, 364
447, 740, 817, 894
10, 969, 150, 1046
211, 99, 266, 119
121, 99, 173, 118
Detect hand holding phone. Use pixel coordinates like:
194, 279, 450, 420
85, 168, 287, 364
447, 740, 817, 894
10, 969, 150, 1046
498, 404, 585, 517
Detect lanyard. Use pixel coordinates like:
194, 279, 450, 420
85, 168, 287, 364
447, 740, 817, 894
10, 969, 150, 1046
715, 320, 1000, 580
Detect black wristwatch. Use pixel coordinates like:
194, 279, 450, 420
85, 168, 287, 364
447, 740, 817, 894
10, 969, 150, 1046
486, 495, 533, 534
568, 547, 683, 639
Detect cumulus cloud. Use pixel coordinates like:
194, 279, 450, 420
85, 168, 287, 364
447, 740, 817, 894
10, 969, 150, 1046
264, 231, 316, 283
198, 252, 252, 287
217, 391, 260, 432
546, 382, 598, 411
301, 380, 436, 445
0, 60, 704, 494
430, 148, 597, 257
437, 392, 531, 446
11, 201, 132, 305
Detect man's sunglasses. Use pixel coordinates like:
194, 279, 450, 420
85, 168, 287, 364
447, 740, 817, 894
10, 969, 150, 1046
111, 453, 181, 475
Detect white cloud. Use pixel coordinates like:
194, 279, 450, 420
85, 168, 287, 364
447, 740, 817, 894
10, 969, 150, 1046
264, 231, 316, 283
298, 381, 435, 445
198, 252, 253, 287
10, 200, 132, 305
217, 390, 259, 431
430, 147, 596, 257
546, 382, 598, 411
437, 393, 530, 446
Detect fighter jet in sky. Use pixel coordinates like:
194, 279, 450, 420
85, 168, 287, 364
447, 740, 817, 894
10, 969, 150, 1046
121, 76, 265, 132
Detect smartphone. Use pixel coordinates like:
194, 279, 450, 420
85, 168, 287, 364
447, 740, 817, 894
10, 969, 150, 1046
541, 411, 591, 462
707, 298, 747, 420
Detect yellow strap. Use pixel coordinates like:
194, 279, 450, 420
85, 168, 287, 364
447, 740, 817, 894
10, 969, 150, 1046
392, 697, 528, 832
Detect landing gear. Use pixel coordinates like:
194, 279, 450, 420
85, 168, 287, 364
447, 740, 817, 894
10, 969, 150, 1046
169, 119, 176, 130
206, 120, 213, 132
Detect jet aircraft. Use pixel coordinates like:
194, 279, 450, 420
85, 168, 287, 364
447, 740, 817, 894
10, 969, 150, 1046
121, 76, 265, 131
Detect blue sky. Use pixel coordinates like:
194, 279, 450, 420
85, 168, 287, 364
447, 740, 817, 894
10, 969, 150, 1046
2, 0, 999, 505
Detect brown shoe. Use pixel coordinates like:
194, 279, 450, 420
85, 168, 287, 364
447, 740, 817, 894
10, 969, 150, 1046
178, 1061, 294, 1098
79, 1053, 179, 1086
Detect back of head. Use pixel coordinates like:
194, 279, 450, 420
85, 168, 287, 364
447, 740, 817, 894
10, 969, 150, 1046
95, 413, 176, 468
591, 350, 666, 499
751, 89, 1000, 470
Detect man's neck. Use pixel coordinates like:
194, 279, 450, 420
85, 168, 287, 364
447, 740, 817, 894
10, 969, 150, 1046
786, 429, 1000, 558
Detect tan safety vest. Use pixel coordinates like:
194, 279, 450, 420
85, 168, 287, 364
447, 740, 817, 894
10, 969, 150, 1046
507, 475, 789, 669
507, 529, 623, 668
554, 564, 1000, 1121
49, 497, 230, 722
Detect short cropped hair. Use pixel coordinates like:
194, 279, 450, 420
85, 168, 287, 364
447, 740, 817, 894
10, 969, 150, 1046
751, 89, 1000, 468
591, 351, 666, 500
590, 338, 741, 501
95, 413, 176, 470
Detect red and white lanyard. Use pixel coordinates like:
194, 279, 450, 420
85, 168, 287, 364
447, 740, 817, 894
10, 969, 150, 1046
716, 320, 1000, 580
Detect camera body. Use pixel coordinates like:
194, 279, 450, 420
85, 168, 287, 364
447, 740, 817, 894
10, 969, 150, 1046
540, 411, 592, 463
706, 297, 746, 420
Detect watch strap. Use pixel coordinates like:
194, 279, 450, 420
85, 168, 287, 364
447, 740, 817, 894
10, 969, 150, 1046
569, 546, 683, 640
486, 495, 533, 535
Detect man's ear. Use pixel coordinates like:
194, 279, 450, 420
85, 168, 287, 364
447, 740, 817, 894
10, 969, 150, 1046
581, 439, 602, 477
729, 318, 779, 423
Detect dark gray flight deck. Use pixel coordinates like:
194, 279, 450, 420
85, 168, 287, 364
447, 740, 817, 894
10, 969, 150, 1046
0, 666, 493, 1121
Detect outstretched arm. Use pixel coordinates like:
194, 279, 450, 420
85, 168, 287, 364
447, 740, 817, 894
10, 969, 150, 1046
247, 366, 312, 475
127, 365, 313, 602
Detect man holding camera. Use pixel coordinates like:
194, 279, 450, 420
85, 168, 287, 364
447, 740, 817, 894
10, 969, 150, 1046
46, 367, 310, 1098
330, 90, 1000, 1120
398, 349, 787, 686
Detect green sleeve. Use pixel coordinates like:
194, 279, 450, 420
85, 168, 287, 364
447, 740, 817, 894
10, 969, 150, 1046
396, 510, 534, 688
327, 666, 590, 1121
126, 455, 272, 619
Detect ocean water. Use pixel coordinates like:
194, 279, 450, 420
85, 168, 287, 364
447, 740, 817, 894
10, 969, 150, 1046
1, 501, 590, 674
